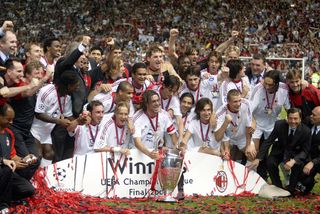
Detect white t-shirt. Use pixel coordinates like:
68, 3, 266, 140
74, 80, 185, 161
179, 75, 218, 108
186, 119, 220, 151
94, 114, 133, 150
72, 124, 99, 156
31, 84, 72, 144
92, 92, 135, 116
250, 82, 290, 138
132, 109, 176, 149
220, 77, 250, 105
149, 84, 182, 116
215, 98, 252, 149
112, 77, 151, 95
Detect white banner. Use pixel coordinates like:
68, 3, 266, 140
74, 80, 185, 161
44, 149, 266, 198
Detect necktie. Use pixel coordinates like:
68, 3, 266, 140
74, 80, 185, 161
287, 128, 294, 145
255, 75, 261, 84
312, 127, 318, 138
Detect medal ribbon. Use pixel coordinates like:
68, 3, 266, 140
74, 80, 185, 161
55, 87, 66, 115
114, 123, 125, 146
146, 112, 158, 132
88, 125, 99, 145
200, 121, 210, 142
264, 88, 276, 110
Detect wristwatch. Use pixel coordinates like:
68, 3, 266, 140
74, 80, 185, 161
0, 157, 3, 165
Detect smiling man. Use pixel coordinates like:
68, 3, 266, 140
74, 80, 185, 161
249, 108, 311, 195
286, 69, 320, 124
215, 89, 253, 162
133, 90, 178, 159
249, 70, 290, 167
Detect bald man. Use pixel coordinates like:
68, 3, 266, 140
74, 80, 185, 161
297, 106, 320, 194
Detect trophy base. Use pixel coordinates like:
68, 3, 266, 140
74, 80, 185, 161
157, 196, 177, 203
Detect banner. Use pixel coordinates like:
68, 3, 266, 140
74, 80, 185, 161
44, 149, 266, 198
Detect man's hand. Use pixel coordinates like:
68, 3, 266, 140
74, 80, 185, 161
120, 148, 130, 156
58, 118, 71, 128
15, 158, 28, 169
242, 84, 250, 97
0, 87, 10, 97
221, 150, 230, 160
81, 36, 91, 47
225, 114, 232, 124
303, 161, 314, 175
245, 142, 257, 161
105, 37, 114, 46
167, 109, 174, 119
248, 159, 260, 170
284, 159, 296, 171
210, 113, 217, 129
29, 78, 40, 89
169, 28, 179, 39
1, 21, 14, 32
44, 65, 54, 81
3, 159, 16, 171
99, 84, 113, 93
149, 150, 160, 160
127, 119, 135, 134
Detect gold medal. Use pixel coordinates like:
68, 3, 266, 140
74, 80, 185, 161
267, 108, 272, 115
6, 137, 10, 146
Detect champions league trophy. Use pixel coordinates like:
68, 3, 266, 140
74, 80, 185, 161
158, 149, 183, 202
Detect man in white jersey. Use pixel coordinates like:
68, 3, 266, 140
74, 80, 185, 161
220, 59, 250, 105
180, 98, 220, 155
179, 65, 219, 109
92, 81, 135, 116
31, 71, 79, 167
215, 89, 253, 162
94, 102, 132, 155
249, 70, 290, 160
112, 63, 150, 108
67, 100, 104, 156
133, 90, 178, 159
148, 73, 183, 147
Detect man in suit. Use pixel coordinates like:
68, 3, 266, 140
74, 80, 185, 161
245, 53, 267, 89
249, 108, 311, 194
52, 36, 90, 162
297, 106, 320, 194
0, 21, 16, 68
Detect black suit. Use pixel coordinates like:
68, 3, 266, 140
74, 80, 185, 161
53, 47, 86, 162
299, 126, 320, 193
54, 47, 88, 117
0, 58, 5, 68
257, 120, 311, 190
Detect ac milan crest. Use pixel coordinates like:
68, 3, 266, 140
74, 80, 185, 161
215, 170, 228, 193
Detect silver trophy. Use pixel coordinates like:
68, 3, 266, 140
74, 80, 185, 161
158, 149, 183, 202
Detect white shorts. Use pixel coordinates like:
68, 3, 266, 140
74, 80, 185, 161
230, 137, 246, 150
252, 128, 271, 140
31, 122, 55, 145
